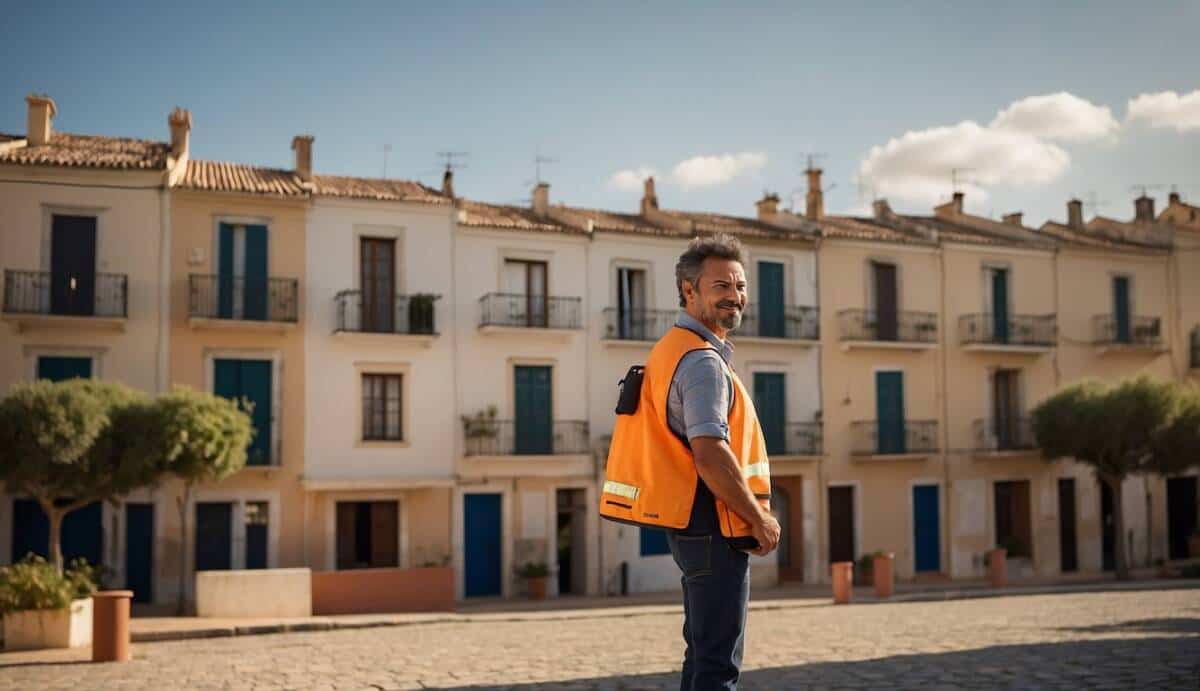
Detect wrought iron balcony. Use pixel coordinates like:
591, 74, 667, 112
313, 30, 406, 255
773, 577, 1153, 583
837, 309, 938, 343
189, 274, 298, 323
334, 290, 439, 335
602, 307, 675, 342
3, 269, 127, 318
850, 420, 939, 456
959, 313, 1056, 348
1092, 314, 1162, 347
478, 292, 581, 330
462, 419, 589, 456
776, 422, 823, 456
736, 305, 819, 340
972, 417, 1037, 453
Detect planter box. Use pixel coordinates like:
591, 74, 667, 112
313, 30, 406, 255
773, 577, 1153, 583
196, 568, 312, 618
2, 597, 92, 650
312, 566, 455, 615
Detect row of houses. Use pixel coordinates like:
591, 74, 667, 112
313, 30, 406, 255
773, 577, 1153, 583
1, 94, 1198, 606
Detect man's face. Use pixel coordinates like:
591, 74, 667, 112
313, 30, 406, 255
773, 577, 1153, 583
686, 257, 747, 331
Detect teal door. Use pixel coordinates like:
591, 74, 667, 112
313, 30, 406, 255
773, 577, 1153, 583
464, 494, 502, 596
37, 356, 92, 381
214, 359, 273, 465
1113, 276, 1131, 343
991, 269, 1009, 343
912, 485, 941, 572
514, 366, 552, 454
753, 372, 787, 455
757, 261, 785, 338
876, 371, 906, 454
218, 224, 269, 320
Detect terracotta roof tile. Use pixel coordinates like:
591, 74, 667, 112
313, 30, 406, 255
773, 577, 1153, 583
457, 201, 582, 234
819, 215, 936, 245
1039, 221, 1169, 252
177, 160, 308, 197
658, 209, 815, 241
557, 206, 667, 235
0, 131, 169, 169
313, 174, 448, 204
909, 215, 1057, 249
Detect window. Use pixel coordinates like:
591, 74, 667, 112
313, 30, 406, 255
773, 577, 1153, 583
639, 527, 670, 556
362, 373, 403, 441
244, 501, 269, 570
360, 237, 396, 332
216, 223, 268, 321
503, 259, 548, 326
616, 267, 647, 339
991, 369, 1021, 450
336, 501, 399, 569
871, 261, 898, 341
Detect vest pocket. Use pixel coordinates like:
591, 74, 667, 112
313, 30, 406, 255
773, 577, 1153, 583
668, 533, 712, 580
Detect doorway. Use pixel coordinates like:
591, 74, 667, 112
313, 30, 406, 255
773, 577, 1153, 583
1100, 480, 1115, 571
1058, 478, 1078, 572
828, 486, 855, 565
1167, 476, 1198, 561
994, 480, 1032, 558
774, 477, 804, 582
912, 484, 941, 573
125, 503, 154, 603
50, 214, 97, 316
464, 494, 502, 597
555, 489, 587, 596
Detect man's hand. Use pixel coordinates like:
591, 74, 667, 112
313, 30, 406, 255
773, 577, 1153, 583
750, 511, 781, 557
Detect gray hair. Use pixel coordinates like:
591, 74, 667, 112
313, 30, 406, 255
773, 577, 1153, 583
675, 233, 746, 307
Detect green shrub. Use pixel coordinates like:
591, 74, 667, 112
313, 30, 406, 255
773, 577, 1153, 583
0, 555, 98, 615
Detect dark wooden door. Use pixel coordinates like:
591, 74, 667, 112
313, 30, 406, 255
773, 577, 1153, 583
125, 503, 155, 602
50, 215, 96, 316
1058, 478, 1078, 572
1100, 480, 1115, 571
993, 369, 1019, 450
995, 480, 1032, 557
828, 486, 855, 565
775, 477, 804, 582
912, 484, 941, 572
873, 262, 898, 341
1167, 477, 1198, 560
360, 238, 395, 332
195, 502, 232, 571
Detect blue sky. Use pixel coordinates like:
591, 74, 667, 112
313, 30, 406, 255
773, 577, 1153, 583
2, 1, 1197, 225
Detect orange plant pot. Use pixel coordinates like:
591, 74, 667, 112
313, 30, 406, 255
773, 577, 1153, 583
91, 591, 133, 663
527, 576, 548, 600
987, 548, 1007, 588
831, 562, 854, 605
872, 553, 895, 599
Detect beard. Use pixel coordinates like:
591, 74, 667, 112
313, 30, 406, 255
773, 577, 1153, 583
705, 301, 743, 331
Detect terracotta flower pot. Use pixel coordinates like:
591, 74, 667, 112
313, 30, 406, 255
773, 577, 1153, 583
872, 553, 895, 599
831, 562, 853, 605
987, 548, 1007, 588
527, 576, 548, 600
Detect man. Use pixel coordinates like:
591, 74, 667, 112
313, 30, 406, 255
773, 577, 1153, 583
601, 233, 781, 690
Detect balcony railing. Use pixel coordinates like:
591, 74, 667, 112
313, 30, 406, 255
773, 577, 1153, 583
1192, 328, 1200, 369
774, 422, 823, 456
189, 274, 298, 323
959, 313, 1056, 347
602, 307, 675, 341
334, 290, 439, 335
463, 419, 589, 456
972, 417, 1037, 452
1092, 314, 1162, 347
837, 309, 938, 343
478, 292, 582, 330
850, 420, 939, 456
737, 305, 819, 340
3, 269, 127, 318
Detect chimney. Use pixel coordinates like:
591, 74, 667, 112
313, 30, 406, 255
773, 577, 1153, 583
1002, 212, 1023, 227
25, 94, 56, 146
872, 198, 892, 220
1134, 195, 1155, 223
1067, 199, 1083, 229
291, 135, 314, 182
805, 167, 824, 220
532, 182, 550, 216
168, 107, 192, 161
755, 193, 779, 221
1168, 191, 1180, 206
952, 192, 964, 214
640, 176, 659, 216
441, 169, 455, 198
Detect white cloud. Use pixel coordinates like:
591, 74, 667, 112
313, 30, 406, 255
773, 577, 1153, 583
1126, 90, 1200, 132
669, 152, 766, 188
989, 92, 1119, 141
607, 166, 657, 190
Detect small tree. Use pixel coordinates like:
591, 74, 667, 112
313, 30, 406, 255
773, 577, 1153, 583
0, 380, 165, 573
155, 387, 252, 614
1033, 376, 1200, 580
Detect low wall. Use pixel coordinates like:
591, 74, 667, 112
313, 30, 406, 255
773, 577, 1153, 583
196, 568, 312, 618
312, 566, 455, 615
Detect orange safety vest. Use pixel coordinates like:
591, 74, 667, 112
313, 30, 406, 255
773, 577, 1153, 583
600, 325, 771, 540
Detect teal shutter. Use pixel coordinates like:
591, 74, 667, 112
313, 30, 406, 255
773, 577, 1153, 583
214, 359, 272, 466
876, 371, 906, 454
991, 269, 1009, 343
514, 366, 552, 454
37, 356, 92, 381
217, 224, 235, 319
243, 225, 268, 321
757, 261, 785, 338
753, 372, 787, 455
1113, 277, 1131, 343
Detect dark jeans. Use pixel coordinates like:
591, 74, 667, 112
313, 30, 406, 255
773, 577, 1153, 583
667, 483, 751, 691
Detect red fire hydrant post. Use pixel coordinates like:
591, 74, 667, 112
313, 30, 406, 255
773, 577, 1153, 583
831, 561, 854, 605
92, 590, 134, 663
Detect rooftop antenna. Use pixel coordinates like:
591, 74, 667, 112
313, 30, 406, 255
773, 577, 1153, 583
381, 144, 392, 179
1129, 183, 1166, 197
532, 150, 558, 186
437, 151, 469, 174
801, 152, 827, 171
951, 167, 975, 194
1082, 190, 1110, 216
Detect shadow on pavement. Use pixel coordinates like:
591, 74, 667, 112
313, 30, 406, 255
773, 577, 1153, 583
434, 635, 1200, 690
1056, 616, 1200, 636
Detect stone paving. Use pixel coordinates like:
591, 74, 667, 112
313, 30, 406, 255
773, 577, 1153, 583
1, 586, 1198, 690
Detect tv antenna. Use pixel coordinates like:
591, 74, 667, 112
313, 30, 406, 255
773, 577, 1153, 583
800, 152, 827, 172
437, 151, 470, 174
1082, 190, 1110, 216
951, 167, 975, 194
381, 144, 392, 179
531, 151, 558, 186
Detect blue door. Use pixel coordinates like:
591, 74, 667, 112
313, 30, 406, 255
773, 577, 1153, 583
757, 261, 785, 338
753, 372, 787, 456
195, 502, 232, 571
37, 356, 92, 381
12, 499, 102, 567
214, 359, 272, 466
912, 485, 941, 572
218, 224, 269, 320
464, 494, 502, 597
1113, 276, 1131, 343
991, 269, 1009, 343
876, 371, 906, 454
125, 503, 154, 603
514, 366, 552, 454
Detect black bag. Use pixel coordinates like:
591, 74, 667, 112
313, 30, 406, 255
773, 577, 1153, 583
614, 365, 645, 415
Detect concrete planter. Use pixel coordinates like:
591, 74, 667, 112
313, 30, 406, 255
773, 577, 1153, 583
312, 566, 455, 615
2, 597, 92, 651
196, 568, 312, 618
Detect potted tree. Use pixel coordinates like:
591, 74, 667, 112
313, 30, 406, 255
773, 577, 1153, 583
0, 556, 98, 650
517, 562, 550, 600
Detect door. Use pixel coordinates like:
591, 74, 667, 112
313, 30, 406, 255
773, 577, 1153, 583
872, 262, 898, 341
757, 261, 785, 338
125, 503, 154, 603
1167, 477, 1198, 560
753, 373, 787, 456
995, 481, 1032, 558
1058, 478, 1078, 572
774, 476, 805, 582
1113, 276, 1131, 343
912, 485, 941, 573
360, 238, 395, 332
1100, 480, 1115, 571
214, 359, 273, 466
195, 502, 232, 571
464, 494, 502, 597
217, 224, 269, 320
37, 356, 92, 382
244, 502, 269, 570
504, 260, 548, 327
50, 215, 96, 316
11, 499, 102, 566
555, 489, 587, 595
514, 366, 552, 454
616, 267, 646, 339
875, 371, 906, 454
991, 268, 1009, 343
828, 486, 855, 565
992, 369, 1020, 450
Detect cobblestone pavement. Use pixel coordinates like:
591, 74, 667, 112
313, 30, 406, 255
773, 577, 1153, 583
2, 587, 1198, 690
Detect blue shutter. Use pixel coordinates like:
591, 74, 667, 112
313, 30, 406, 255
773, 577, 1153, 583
876, 371, 906, 454
991, 269, 1009, 343
1113, 277, 1131, 343
214, 359, 272, 466
243, 225, 269, 321
753, 372, 787, 455
217, 224, 235, 319
515, 366, 552, 454
757, 261, 785, 338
